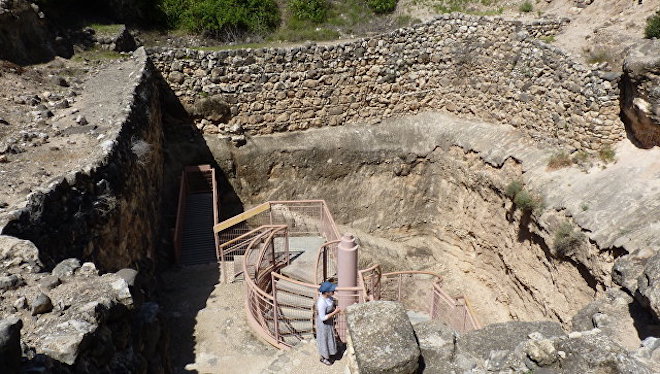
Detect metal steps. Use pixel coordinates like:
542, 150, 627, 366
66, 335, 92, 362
180, 193, 217, 266
279, 236, 326, 283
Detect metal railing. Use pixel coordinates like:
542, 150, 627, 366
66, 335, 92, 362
173, 165, 219, 264
431, 285, 481, 332
213, 200, 481, 350
215, 200, 338, 283
378, 271, 481, 332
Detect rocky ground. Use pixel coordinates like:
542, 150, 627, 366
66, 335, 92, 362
347, 301, 660, 373
0, 52, 137, 227
547, 0, 660, 67
0, 235, 169, 373
159, 264, 279, 374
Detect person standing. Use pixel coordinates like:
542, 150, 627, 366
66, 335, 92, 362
316, 281, 341, 366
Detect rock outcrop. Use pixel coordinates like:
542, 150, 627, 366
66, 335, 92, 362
0, 239, 170, 373
0, 0, 57, 65
621, 39, 660, 148
638, 252, 660, 320
346, 301, 420, 374
572, 288, 660, 349
413, 320, 653, 373
0, 317, 22, 374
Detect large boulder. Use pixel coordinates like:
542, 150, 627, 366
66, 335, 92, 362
571, 289, 645, 349
638, 252, 660, 320
0, 0, 57, 64
185, 95, 232, 124
621, 39, 660, 148
0, 235, 41, 271
0, 317, 22, 374
413, 320, 469, 373
456, 321, 565, 361
554, 330, 652, 374
346, 301, 420, 374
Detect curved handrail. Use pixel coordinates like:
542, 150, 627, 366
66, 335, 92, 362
381, 270, 444, 280
314, 239, 341, 284
243, 226, 287, 300
232, 201, 482, 350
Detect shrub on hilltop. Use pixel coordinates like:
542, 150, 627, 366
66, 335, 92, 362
289, 0, 330, 23
367, 0, 397, 14
161, 0, 281, 38
645, 10, 660, 39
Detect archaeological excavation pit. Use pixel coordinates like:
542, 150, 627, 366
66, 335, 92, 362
0, 9, 659, 374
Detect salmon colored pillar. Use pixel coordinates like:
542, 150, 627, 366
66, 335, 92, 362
337, 234, 359, 310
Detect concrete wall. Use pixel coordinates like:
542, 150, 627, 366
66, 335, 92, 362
150, 14, 622, 151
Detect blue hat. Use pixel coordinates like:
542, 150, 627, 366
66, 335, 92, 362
319, 281, 337, 293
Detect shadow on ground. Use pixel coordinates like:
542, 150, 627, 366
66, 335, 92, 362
160, 264, 220, 374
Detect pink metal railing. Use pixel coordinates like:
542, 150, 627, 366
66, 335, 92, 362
215, 200, 481, 350
378, 271, 481, 332
173, 165, 219, 264
358, 264, 383, 301
314, 240, 340, 284
216, 200, 338, 283
173, 171, 187, 263
431, 285, 481, 332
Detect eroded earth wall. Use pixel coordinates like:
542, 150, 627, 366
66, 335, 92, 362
0, 48, 164, 272
206, 114, 622, 326
150, 14, 623, 151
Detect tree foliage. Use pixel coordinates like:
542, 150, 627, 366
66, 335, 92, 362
162, 0, 280, 38
289, 0, 329, 23
367, 0, 397, 14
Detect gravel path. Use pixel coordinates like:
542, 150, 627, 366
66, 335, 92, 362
160, 263, 351, 373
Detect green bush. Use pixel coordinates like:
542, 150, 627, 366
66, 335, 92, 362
160, 0, 189, 28
505, 180, 544, 214
518, 1, 533, 12
513, 190, 543, 213
553, 221, 586, 257
598, 145, 616, 163
505, 180, 523, 198
289, 0, 329, 23
645, 10, 660, 39
163, 0, 280, 38
368, 0, 397, 14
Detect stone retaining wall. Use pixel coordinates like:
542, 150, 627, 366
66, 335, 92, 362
149, 14, 623, 151
1, 49, 164, 272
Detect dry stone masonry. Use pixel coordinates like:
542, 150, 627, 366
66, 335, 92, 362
149, 14, 622, 151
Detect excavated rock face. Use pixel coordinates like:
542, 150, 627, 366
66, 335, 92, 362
0, 0, 57, 65
638, 252, 660, 320
413, 320, 654, 373
571, 289, 660, 350
621, 39, 660, 148
346, 301, 420, 374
